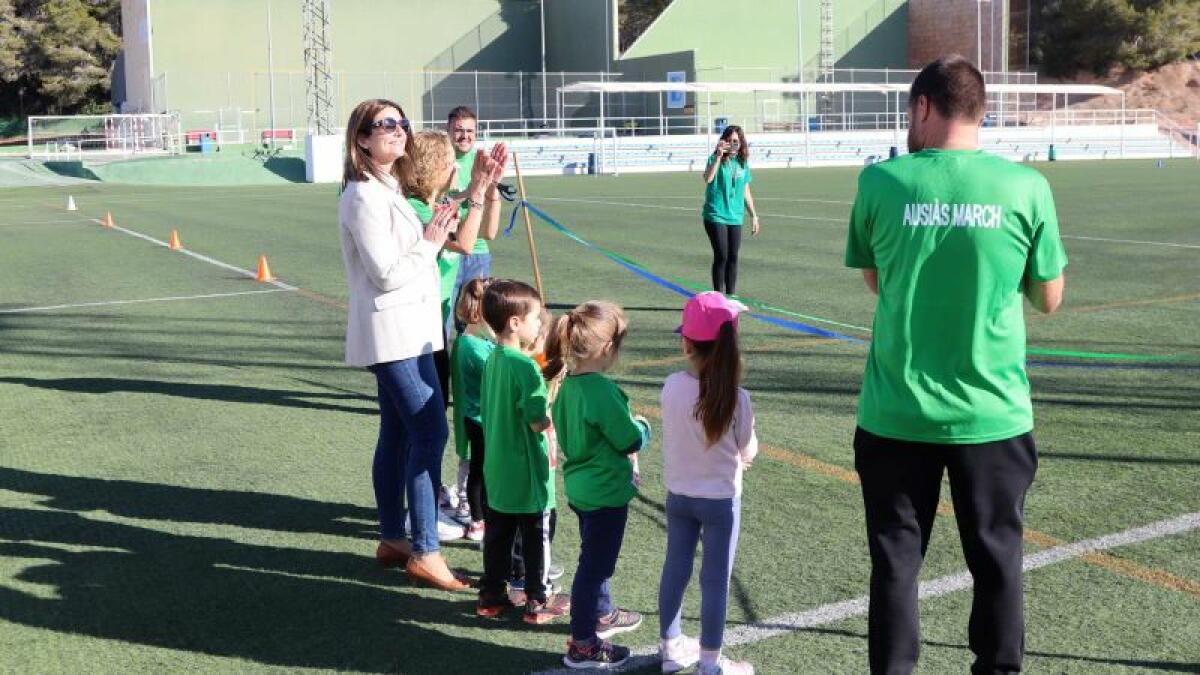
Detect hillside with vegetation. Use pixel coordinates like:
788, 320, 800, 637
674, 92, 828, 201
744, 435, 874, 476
0, 0, 121, 119
619, 0, 673, 54
1035, 0, 1199, 77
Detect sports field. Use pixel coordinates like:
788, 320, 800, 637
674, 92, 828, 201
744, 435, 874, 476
1, 159, 1197, 673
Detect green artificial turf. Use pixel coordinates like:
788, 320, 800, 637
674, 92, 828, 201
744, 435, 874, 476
0, 159, 1197, 673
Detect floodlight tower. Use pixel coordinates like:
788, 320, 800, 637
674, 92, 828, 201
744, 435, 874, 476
818, 0, 835, 115
819, 0, 834, 82
303, 0, 335, 135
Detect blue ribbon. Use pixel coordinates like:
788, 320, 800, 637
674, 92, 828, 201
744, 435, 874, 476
506, 200, 1190, 370
507, 200, 860, 341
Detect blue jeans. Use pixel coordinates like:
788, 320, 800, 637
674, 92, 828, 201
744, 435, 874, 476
369, 353, 449, 555
446, 252, 492, 336
569, 504, 627, 641
658, 492, 742, 650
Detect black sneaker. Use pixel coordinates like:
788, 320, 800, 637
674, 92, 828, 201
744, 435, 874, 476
563, 638, 630, 669
595, 607, 643, 639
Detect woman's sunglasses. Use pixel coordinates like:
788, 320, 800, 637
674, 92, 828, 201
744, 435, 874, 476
369, 117, 410, 133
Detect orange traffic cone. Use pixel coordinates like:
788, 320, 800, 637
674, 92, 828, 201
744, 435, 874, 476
255, 255, 275, 282
168, 230, 182, 251
101, 212, 114, 228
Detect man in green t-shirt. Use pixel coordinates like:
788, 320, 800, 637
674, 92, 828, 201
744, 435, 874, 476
844, 56, 1066, 675
446, 105, 495, 336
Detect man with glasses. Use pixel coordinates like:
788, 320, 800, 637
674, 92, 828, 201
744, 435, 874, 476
446, 106, 495, 336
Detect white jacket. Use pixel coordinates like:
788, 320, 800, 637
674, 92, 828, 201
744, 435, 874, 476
338, 172, 443, 367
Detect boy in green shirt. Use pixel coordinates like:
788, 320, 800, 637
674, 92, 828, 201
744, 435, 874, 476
844, 56, 1066, 675
476, 279, 568, 624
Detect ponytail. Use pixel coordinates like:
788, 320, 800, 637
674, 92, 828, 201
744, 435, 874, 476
541, 301, 627, 383
455, 277, 493, 326
690, 322, 742, 445
542, 313, 573, 382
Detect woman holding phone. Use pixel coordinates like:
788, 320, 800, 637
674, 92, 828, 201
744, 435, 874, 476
701, 125, 759, 296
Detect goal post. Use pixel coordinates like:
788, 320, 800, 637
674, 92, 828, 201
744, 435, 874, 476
27, 113, 183, 159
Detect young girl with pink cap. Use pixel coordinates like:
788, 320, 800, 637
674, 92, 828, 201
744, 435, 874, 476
657, 291, 759, 675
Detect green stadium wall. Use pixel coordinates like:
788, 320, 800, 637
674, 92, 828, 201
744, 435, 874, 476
118, 0, 910, 133
120, 0, 551, 129
615, 0, 909, 126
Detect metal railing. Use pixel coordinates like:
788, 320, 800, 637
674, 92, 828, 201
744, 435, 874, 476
482, 109, 1184, 176
153, 69, 619, 135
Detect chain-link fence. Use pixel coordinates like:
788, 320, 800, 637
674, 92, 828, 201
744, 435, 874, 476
152, 66, 1045, 141
154, 69, 619, 138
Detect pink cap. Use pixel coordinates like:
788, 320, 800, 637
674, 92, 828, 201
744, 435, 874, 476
677, 292, 743, 341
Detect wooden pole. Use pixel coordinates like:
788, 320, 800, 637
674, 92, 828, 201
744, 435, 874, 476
511, 152, 545, 301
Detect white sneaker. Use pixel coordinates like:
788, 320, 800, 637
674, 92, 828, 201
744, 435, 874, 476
698, 657, 754, 675
436, 511, 465, 541
659, 635, 700, 673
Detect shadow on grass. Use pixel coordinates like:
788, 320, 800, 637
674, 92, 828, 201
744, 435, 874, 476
0, 376, 376, 415
0, 472, 551, 672
753, 626, 1200, 673
919, 635, 1200, 674
263, 156, 308, 183
0, 467, 374, 538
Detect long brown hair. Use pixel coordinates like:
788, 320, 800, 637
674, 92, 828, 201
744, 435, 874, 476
720, 125, 750, 165
341, 98, 415, 190
687, 322, 742, 445
542, 301, 627, 382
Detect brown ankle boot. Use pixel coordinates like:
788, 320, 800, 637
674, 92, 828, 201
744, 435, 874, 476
375, 540, 412, 568
406, 552, 472, 592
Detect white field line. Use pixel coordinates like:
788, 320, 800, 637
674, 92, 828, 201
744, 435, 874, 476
536, 196, 846, 223
0, 187, 326, 208
1061, 234, 1200, 250
533, 511, 1200, 674
0, 289, 292, 314
86, 217, 298, 291
0, 218, 96, 225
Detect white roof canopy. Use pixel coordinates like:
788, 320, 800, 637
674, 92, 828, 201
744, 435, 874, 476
558, 81, 896, 95
558, 81, 1123, 97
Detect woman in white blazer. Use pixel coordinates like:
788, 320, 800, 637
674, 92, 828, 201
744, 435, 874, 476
338, 98, 468, 591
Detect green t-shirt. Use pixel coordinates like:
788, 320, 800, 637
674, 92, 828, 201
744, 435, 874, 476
455, 149, 490, 255
551, 373, 644, 511
408, 196, 462, 322
451, 331, 495, 460
844, 149, 1068, 444
481, 345, 553, 513
702, 155, 752, 226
